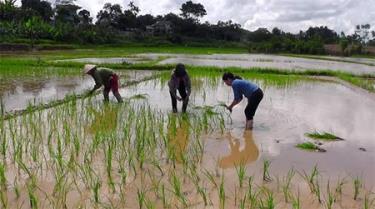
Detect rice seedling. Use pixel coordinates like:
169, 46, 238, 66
93, 178, 101, 204
305, 131, 344, 141
219, 175, 226, 209
314, 177, 322, 203
197, 186, 209, 206
235, 162, 246, 188
334, 177, 346, 201
129, 93, 149, 100
137, 188, 146, 209
259, 189, 275, 209
291, 190, 301, 209
239, 193, 247, 209
325, 181, 335, 209
353, 176, 362, 200
363, 192, 375, 209
203, 169, 218, 188
282, 168, 295, 203
171, 172, 187, 207
296, 142, 326, 152
300, 165, 319, 193
263, 159, 272, 182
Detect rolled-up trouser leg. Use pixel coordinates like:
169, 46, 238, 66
170, 92, 177, 112
244, 88, 264, 120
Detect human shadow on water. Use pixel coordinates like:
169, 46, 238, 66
167, 114, 190, 163
219, 130, 259, 169
86, 104, 119, 135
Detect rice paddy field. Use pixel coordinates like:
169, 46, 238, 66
1, 48, 375, 209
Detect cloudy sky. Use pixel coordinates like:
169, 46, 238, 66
18, 0, 375, 34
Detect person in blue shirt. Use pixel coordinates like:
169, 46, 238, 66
222, 72, 264, 129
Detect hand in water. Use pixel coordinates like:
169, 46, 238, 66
225, 105, 232, 113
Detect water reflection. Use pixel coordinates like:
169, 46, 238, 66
219, 130, 259, 168
86, 104, 119, 135
167, 115, 190, 163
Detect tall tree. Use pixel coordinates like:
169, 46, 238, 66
96, 3, 122, 28
0, 0, 18, 21
180, 1, 206, 21
355, 24, 371, 44
78, 9, 92, 25
21, 0, 53, 21
55, 0, 80, 25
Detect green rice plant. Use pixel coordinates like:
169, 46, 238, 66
137, 188, 146, 209
129, 93, 149, 100
260, 190, 275, 209
305, 131, 344, 141
235, 162, 246, 188
296, 142, 326, 152
353, 176, 362, 200
171, 172, 187, 207
13, 179, 20, 200
282, 168, 295, 203
239, 193, 247, 209
161, 184, 168, 208
27, 179, 38, 209
197, 186, 209, 206
219, 175, 226, 209
263, 159, 272, 182
314, 178, 322, 203
105, 141, 115, 193
363, 193, 375, 209
325, 181, 335, 209
291, 190, 301, 209
203, 169, 218, 188
299, 165, 319, 193
0, 163, 6, 191
334, 177, 346, 201
93, 179, 101, 204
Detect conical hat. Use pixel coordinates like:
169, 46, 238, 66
82, 64, 97, 74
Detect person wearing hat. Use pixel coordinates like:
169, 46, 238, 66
83, 64, 123, 103
222, 72, 263, 130
168, 63, 191, 113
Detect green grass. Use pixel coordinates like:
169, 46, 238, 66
295, 142, 326, 152
305, 131, 344, 141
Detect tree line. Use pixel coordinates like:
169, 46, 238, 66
1, 0, 374, 55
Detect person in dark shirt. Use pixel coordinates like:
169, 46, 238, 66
168, 64, 191, 113
222, 72, 263, 129
83, 64, 123, 103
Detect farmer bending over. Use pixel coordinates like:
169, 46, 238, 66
222, 72, 263, 129
83, 64, 123, 103
168, 63, 191, 113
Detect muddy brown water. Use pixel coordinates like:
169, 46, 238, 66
120, 76, 375, 187
2, 74, 374, 208
0, 70, 157, 112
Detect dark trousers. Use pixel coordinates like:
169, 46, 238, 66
245, 88, 263, 120
170, 82, 189, 112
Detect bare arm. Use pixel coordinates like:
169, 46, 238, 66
226, 99, 242, 112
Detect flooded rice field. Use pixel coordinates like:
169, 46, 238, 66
1, 70, 374, 208
151, 54, 375, 75
0, 70, 157, 112
123, 75, 375, 182
2, 48, 375, 208
61, 53, 375, 75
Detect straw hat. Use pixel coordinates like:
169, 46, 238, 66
82, 64, 97, 74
